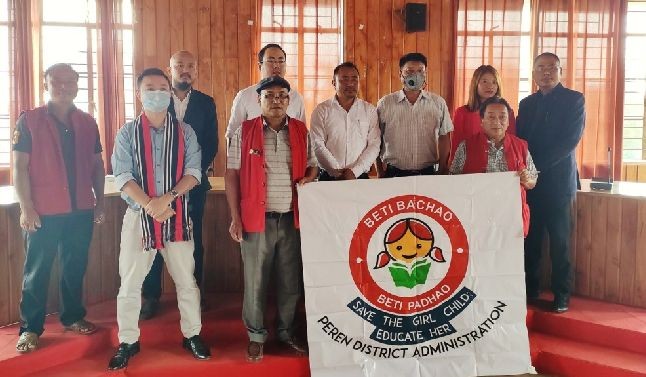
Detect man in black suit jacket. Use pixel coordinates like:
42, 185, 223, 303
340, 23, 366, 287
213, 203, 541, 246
516, 52, 585, 314
140, 50, 218, 319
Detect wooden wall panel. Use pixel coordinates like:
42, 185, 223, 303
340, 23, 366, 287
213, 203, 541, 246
132, 0, 257, 177
344, 0, 455, 106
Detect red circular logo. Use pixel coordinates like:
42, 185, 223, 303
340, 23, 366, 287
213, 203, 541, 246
349, 195, 469, 315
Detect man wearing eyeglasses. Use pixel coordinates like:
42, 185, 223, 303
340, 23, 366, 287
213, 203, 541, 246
224, 76, 318, 362
516, 52, 586, 314
225, 43, 306, 142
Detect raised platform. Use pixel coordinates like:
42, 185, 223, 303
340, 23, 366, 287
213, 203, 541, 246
528, 293, 646, 377
1, 293, 645, 376
0, 294, 309, 377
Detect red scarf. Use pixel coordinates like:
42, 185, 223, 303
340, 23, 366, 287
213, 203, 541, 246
133, 113, 190, 250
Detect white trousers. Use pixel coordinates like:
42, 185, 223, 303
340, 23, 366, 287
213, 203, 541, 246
117, 208, 202, 344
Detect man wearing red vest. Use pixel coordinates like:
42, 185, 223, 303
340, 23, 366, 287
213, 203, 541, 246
13, 63, 105, 353
449, 96, 538, 236
225, 76, 318, 362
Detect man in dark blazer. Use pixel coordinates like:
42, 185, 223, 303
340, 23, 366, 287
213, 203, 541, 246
516, 52, 585, 314
140, 50, 218, 319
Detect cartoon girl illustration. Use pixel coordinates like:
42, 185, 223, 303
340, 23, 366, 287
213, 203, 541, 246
374, 218, 445, 289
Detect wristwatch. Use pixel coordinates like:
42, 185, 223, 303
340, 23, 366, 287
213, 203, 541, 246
169, 189, 179, 199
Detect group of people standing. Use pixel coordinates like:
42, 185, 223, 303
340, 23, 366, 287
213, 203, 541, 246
12, 41, 584, 371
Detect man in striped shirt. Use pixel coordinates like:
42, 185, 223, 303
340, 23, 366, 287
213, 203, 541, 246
225, 76, 318, 362
375, 52, 453, 177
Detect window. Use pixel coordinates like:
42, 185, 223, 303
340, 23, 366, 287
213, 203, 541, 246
623, 1, 646, 161
0, 0, 11, 165
455, 0, 524, 112
259, 0, 342, 119
39, 0, 135, 122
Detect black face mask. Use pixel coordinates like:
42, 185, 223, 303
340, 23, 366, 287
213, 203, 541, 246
174, 81, 191, 91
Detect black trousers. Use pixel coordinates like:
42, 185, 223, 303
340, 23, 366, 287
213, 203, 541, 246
318, 170, 369, 181
384, 164, 436, 178
524, 198, 574, 299
19, 211, 94, 335
142, 185, 207, 300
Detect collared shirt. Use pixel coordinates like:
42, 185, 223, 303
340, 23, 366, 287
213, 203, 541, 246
309, 96, 381, 177
449, 138, 538, 178
172, 89, 192, 123
112, 118, 202, 209
227, 117, 317, 213
225, 84, 306, 140
377, 89, 454, 170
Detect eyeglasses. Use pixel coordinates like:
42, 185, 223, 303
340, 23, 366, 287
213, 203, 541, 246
262, 59, 286, 66
262, 93, 290, 101
534, 65, 560, 73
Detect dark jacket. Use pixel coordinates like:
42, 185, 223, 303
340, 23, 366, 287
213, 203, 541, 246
169, 89, 218, 190
516, 83, 585, 207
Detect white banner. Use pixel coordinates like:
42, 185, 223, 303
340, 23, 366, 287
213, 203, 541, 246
298, 173, 535, 377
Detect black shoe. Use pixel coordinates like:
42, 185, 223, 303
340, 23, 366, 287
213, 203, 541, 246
107, 341, 140, 370
279, 336, 308, 355
139, 298, 159, 320
553, 295, 569, 313
182, 335, 211, 360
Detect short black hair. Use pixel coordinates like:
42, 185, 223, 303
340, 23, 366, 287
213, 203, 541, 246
44, 63, 79, 80
258, 43, 287, 63
136, 68, 172, 88
399, 52, 427, 69
256, 76, 291, 94
479, 96, 512, 119
333, 61, 360, 77
533, 52, 561, 66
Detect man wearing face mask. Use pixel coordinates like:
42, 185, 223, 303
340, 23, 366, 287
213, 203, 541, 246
310, 62, 380, 181
226, 43, 306, 141
139, 50, 218, 320
375, 52, 453, 177
13, 63, 105, 353
108, 68, 210, 370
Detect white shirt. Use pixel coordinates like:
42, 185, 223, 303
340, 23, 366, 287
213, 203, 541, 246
377, 89, 454, 170
310, 97, 380, 177
172, 90, 191, 123
225, 84, 306, 140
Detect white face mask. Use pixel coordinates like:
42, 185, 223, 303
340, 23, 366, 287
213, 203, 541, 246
141, 90, 171, 112
403, 72, 426, 91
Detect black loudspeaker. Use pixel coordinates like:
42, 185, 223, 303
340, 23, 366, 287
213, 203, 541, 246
405, 3, 427, 33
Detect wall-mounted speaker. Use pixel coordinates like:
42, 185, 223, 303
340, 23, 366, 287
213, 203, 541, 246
405, 3, 427, 33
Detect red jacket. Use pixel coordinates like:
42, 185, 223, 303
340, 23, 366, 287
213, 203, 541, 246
463, 132, 530, 237
22, 106, 98, 215
239, 117, 308, 232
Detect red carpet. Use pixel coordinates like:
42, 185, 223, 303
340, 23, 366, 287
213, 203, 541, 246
528, 294, 646, 377
2, 293, 646, 376
0, 294, 310, 377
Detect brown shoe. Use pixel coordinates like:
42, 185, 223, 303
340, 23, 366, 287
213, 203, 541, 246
246, 341, 263, 362
280, 337, 308, 355
64, 319, 97, 335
